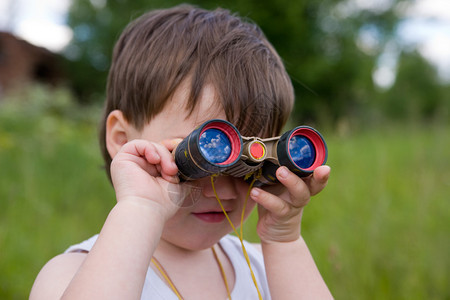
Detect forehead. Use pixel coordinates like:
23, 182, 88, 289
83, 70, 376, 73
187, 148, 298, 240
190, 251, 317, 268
159, 82, 227, 137
170, 82, 224, 117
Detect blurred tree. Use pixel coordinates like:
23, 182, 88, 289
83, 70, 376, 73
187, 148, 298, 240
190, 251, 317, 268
381, 50, 449, 122
64, 0, 181, 103
65, 0, 447, 124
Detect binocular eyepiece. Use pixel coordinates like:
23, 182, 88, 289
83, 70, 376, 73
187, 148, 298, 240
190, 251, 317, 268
174, 119, 327, 186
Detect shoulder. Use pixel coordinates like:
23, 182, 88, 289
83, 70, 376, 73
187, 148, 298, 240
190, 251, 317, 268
30, 235, 99, 299
30, 252, 87, 300
64, 234, 98, 253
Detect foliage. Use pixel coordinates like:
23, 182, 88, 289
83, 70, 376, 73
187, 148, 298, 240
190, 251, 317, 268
62, 0, 450, 125
0, 86, 114, 299
380, 50, 450, 122
64, 0, 181, 102
1, 85, 449, 299
312, 125, 450, 299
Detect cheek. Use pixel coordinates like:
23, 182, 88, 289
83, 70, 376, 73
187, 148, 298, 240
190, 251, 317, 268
163, 205, 198, 229
235, 180, 257, 211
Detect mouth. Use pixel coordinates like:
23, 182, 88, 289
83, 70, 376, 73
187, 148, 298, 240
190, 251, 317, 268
192, 211, 230, 223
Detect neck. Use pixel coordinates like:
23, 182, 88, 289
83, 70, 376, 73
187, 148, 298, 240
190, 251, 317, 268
154, 237, 217, 261
151, 239, 233, 300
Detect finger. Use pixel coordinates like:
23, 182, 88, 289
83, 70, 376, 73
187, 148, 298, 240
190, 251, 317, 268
276, 166, 310, 207
160, 138, 183, 152
151, 143, 179, 183
127, 141, 163, 177
117, 140, 160, 167
307, 165, 330, 196
121, 140, 178, 183
250, 187, 289, 216
118, 139, 155, 158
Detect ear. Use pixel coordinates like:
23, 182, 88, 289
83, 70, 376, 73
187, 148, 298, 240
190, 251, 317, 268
106, 110, 135, 159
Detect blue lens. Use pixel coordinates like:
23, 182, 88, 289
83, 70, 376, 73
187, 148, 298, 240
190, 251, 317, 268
289, 135, 316, 169
199, 128, 232, 164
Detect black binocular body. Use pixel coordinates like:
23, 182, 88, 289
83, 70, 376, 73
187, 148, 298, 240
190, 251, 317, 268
174, 119, 327, 187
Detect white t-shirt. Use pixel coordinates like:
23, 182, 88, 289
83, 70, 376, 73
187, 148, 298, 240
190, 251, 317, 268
65, 234, 271, 299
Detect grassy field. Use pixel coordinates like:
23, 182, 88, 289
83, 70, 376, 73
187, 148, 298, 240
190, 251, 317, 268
1, 87, 449, 299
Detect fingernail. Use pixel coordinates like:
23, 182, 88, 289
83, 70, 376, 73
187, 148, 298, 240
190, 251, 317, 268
278, 167, 289, 179
320, 165, 331, 181
251, 188, 260, 197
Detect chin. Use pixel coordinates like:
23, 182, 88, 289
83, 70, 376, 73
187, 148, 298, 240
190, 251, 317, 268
161, 229, 232, 251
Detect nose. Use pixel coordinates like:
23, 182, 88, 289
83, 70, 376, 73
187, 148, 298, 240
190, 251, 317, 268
200, 175, 238, 200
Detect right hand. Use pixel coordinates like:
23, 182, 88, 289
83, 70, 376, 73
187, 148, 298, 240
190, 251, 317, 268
110, 139, 181, 220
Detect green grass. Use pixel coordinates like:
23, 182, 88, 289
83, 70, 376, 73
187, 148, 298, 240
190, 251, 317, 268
1, 86, 449, 299
0, 87, 115, 299
303, 125, 450, 299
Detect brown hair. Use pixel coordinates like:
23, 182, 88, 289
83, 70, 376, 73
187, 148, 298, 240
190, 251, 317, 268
100, 4, 294, 178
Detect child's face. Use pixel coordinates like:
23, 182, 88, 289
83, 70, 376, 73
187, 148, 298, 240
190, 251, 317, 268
131, 82, 257, 250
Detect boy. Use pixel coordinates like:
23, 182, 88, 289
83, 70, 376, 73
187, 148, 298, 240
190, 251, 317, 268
30, 5, 333, 299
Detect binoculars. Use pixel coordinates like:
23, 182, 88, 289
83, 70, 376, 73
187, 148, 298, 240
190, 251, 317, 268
174, 119, 327, 186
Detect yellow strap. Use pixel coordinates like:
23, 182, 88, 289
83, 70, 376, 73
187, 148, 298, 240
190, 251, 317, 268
151, 257, 183, 300
151, 175, 263, 300
152, 246, 232, 300
211, 175, 263, 300
212, 246, 231, 299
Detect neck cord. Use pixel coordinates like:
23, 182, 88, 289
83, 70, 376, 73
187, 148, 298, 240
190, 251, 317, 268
151, 246, 231, 300
211, 175, 263, 300
212, 245, 232, 298
151, 256, 183, 299
151, 175, 261, 300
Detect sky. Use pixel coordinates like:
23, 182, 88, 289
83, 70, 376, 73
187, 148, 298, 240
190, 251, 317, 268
0, 0, 72, 51
397, 0, 450, 82
1, 0, 449, 86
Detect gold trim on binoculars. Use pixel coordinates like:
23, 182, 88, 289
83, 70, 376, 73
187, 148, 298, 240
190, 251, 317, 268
174, 119, 327, 186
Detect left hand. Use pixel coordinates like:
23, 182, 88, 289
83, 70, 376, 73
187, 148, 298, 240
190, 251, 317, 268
250, 165, 330, 243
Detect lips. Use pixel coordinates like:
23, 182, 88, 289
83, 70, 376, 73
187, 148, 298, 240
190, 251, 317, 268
192, 210, 230, 223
